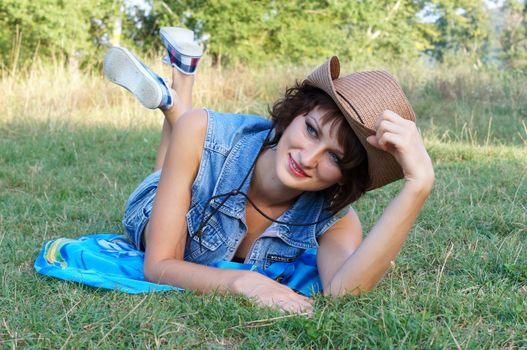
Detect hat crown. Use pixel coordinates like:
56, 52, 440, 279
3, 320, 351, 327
332, 71, 416, 130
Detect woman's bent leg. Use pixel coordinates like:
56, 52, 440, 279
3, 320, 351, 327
154, 69, 195, 170
154, 119, 172, 171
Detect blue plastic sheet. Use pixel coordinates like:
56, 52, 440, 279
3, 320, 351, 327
34, 234, 322, 296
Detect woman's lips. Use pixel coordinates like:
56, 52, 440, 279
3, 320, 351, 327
289, 154, 309, 177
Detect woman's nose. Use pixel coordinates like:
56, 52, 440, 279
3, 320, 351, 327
300, 144, 323, 169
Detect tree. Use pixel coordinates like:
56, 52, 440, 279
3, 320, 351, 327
137, 0, 429, 66
419, 0, 491, 62
0, 0, 501, 69
499, 0, 527, 69
330, 0, 429, 64
0, 0, 125, 69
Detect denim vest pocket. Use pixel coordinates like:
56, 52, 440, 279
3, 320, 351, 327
185, 204, 225, 261
263, 243, 303, 270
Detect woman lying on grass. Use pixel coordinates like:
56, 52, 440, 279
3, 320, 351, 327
103, 27, 435, 314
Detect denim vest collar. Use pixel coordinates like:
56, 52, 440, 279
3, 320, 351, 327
209, 128, 331, 249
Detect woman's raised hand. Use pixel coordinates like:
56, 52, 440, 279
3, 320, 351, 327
366, 110, 435, 190
231, 270, 313, 315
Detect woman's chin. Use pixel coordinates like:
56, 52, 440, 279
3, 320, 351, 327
276, 167, 303, 190
278, 168, 320, 193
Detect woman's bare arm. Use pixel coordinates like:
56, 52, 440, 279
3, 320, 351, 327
144, 109, 240, 290
318, 110, 435, 296
143, 109, 312, 313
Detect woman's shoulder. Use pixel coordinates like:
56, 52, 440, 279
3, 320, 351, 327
171, 108, 208, 142
173, 108, 208, 130
205, 110, 272, 150
172, 109, 271, 152
207, 110, 271, 129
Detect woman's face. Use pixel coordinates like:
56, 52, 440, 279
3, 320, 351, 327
275, 107, 344, 192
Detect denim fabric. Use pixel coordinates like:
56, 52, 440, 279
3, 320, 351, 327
122, 110, 349, 269
122, 170, 160, 251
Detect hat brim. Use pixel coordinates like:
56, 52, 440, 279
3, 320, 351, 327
305, 56, 407, 191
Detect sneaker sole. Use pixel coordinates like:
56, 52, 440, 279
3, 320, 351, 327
160, 27, 203, 57
103, 47, 162, 109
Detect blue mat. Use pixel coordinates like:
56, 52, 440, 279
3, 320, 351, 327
34, 234, 322, 296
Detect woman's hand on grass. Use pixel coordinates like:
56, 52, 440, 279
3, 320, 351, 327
231, 271, 313, 315
366, 110, 435, 191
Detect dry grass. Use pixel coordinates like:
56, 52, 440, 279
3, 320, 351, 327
2, 56, 526, 147
0, 56, 315, 131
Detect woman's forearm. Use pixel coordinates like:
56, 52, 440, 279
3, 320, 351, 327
144, 256, 314, 314
144, 258, 249, 294
325, 179, 433, 296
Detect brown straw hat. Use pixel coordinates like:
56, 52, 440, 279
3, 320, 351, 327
305, 56, 416, 191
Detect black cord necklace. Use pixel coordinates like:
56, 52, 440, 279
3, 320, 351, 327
194, 127, 336, 251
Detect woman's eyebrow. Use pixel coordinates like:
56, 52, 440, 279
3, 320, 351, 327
307, 115, 321, 132
308, 115, 344, 155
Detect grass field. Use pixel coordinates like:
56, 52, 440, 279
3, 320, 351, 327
1, 59, 526, 348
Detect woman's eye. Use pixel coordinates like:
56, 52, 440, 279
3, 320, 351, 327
328, 152, 341, 164
306, 122, 317, 137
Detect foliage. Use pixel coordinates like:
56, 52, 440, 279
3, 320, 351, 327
499, 0, 527, 70
0, 0, 128, 70
143, 0, 428, 66
0, 1, 524, 70
331, 0, 429, 63
419, 0, 491, 63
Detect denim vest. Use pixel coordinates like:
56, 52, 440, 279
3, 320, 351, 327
182, 110, 348, 270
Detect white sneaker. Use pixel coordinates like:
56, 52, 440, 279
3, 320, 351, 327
103, 46, 173, 109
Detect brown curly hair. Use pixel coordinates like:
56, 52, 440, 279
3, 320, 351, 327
267, 81, 370, 213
